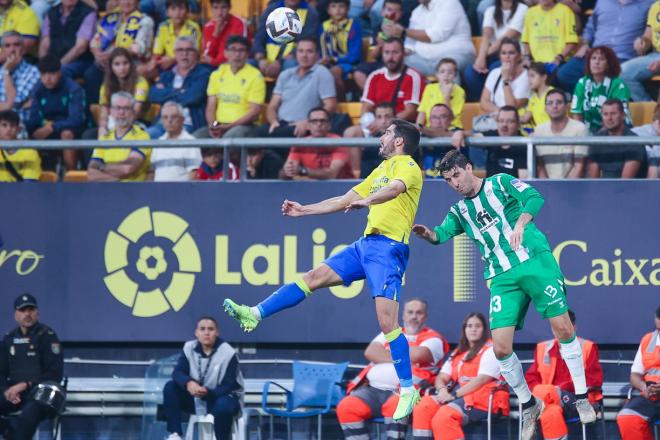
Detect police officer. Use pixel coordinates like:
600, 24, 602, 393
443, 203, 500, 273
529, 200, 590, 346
0, 294, 63, 440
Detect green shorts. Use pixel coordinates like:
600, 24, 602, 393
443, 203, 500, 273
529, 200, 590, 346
489, 251, 568, 331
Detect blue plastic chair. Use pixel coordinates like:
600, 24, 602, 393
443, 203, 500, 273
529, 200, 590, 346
261, 361, 349, 440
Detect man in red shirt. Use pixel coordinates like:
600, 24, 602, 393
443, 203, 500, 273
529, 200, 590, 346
279, 107, 352, 179
201, 0, 250, 67
525, 310, 604, 440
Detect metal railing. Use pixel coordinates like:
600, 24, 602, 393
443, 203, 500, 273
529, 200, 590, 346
3, 136, 657, 180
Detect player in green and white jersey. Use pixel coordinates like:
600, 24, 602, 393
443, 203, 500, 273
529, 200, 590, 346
413, 150, 596, 440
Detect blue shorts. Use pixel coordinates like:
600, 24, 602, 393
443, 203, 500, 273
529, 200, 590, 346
324, 235, 409, 301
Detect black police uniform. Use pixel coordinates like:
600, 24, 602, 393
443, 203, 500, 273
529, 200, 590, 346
0, 322, 63, 440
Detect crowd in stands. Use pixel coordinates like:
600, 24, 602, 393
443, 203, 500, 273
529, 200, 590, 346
0, 0, 657, 182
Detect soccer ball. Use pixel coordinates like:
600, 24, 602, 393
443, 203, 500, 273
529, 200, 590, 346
266, 7, 302, 45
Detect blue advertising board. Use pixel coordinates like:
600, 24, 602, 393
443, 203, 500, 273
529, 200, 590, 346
0, 181, 657, 344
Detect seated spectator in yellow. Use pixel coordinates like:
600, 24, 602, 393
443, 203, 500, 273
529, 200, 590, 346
26, 55, 85, 172
84, 0, 153, 104
319, 0, 362, 100
0, 110, 41, 182
147, 0, 201, 77
417, 58, 465, 131
87, 91, 151, 182
0, 0, 40, 64
200, 36, 265, 139
520, 63, 552, 129
98, 48, 150, 136
279, 107, 353, 180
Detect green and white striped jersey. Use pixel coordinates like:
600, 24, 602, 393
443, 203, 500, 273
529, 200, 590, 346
434, 173, 551, 279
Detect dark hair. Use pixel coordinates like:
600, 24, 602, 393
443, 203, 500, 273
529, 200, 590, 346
430, 103, 453, 118
202, 147, 222, 157
528, 62, 547, 79
0, 110, 19, 126
328, 0, 349, 6
493, 0, 520, 28
568, 309, 576, 325
38, 55, 61, 73
307, 106, 330, 119
103, 48, 138, 107
166, 0, 188, 10
602, 98, 624, 113
375, 102, 396, 114
456, 312, 490, 361
404, 297, 428, 312
382, 37, 404, 50
392, 119, 420, 155
656, 306, 660, 319
196, 316, 218, 327
436, 149, 472, 174
297, 36, 319, 51
383, 0, 402, 5
210, 0, 230, 5
545, 88, 568, 104
498, 105, 520, 123
226, 35, 250, 50
585, 45, 621, 77
436, 57, 457, 71
499, 37, 521, 55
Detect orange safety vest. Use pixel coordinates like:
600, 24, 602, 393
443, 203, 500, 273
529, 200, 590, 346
449, 340, 510, 415
346, 327, 449, 394
535, 338, 603, 402
640, 330, 660, 384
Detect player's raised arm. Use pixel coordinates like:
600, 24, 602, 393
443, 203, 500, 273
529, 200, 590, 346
345, 179, 406, 212
413, 209, 464, 245
281, 189, 362, 217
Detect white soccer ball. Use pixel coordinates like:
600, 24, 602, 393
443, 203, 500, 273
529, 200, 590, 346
266, 7, 302, 45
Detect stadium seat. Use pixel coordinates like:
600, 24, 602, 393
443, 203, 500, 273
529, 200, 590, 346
144, 103, 161, 123
629, 101, 656, 126
261, 361, 348, 440
461, 102, 482, 132
63, 171, 88, 182
472, 36, 482, 54
39, 171, 58, 182
337, 102, 362, 126
90, 104, 102, 126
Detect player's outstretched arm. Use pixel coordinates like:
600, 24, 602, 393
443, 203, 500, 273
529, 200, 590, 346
412, 224, 439, 244
281, 189, 362, 217
345, 180, 406, 212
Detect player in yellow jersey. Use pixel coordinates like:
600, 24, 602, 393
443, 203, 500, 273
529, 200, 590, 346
224, 119, 424, 420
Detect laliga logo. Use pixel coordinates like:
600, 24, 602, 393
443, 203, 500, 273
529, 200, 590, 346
103, 206, 201, 317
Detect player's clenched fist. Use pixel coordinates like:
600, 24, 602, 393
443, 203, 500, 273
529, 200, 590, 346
282, 199, 304, 216
412, 224, 438, 243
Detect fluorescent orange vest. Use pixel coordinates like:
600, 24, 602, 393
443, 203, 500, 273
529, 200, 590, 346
640, 330, 660, 384
346, 327, 449, 394
449, 341, 510, 414
535, 338, 603, 402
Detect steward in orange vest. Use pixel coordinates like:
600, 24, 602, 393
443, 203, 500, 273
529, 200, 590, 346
337, 299, 449, 440
617, 307, 660, 440
412, 313, 509, 440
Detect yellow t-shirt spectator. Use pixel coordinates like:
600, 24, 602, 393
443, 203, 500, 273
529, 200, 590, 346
0, 149, 41, 181
352, 154, 423, 244
99, 76, 150, 106
153, 19, 201, 58
526, 87, 553, 127
207, 63, 266, 124
0, 0, 39, 40
649, 1, 660, 52
418, 83, 465, 129
522, 3, 577, 63
92, 125, 151, 181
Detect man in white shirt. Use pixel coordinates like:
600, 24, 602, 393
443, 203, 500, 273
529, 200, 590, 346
149, 101, 202, 182
533, 89, 589, 179
632, 103, 660, 178
381, 0, 475, 75
336, 298, 448, 439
